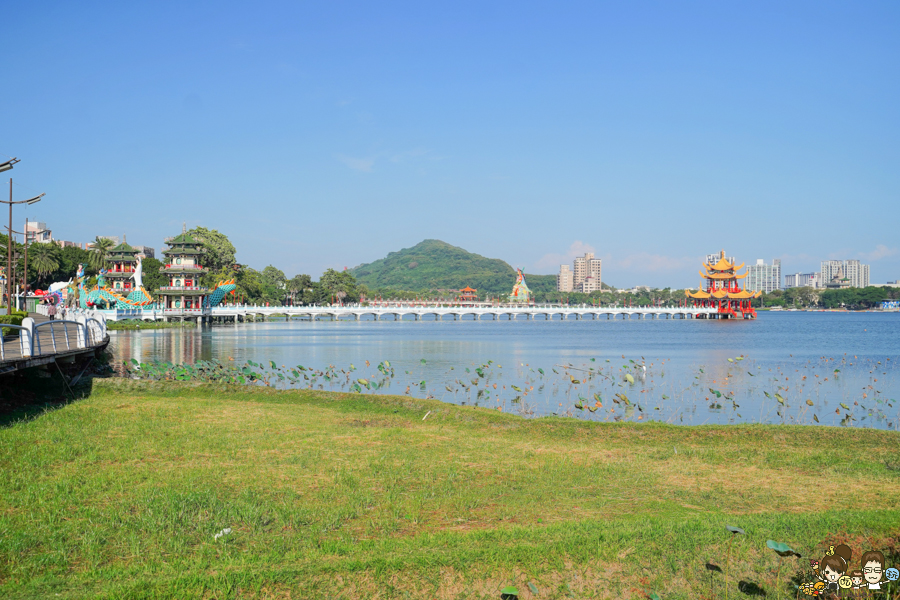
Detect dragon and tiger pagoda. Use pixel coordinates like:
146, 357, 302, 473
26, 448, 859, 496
48, 230, 236, 318
685, 250, 761, 319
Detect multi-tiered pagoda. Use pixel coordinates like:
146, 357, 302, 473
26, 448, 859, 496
685, 250, 760, 319
158, 228, 208, 311
106, 236, 138, 293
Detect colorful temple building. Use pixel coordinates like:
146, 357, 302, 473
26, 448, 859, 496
509, 268, 533, 303
685, 250, 760, 319
158, 228, 209, 311
105, 236, 138, 293
456, 286, 478, 303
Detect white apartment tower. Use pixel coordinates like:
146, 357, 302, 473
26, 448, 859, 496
821, 260, 870, 288
784, 272, 821, 289
559, 252, 602, 293
557, 264, 574, 292
580, 258, 603, 293
745, 259, 782, 293
573, 252, 594, 288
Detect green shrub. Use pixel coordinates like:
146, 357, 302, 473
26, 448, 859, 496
0, 314, 25, 336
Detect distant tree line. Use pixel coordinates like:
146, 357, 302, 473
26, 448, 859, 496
755, 286, 899, 310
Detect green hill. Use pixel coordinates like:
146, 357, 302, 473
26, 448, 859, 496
350, 239, 556, 297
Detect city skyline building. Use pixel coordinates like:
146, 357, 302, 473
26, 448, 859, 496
24, 221, 52, 244
133, 245, 155, 259
784, 272, 821, 289
558, 251, 602, 293
556, 264, 573, 292
821, 259, 870, 289
745, 258, 782, 294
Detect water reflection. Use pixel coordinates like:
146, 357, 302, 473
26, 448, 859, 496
108, 313, 900, 429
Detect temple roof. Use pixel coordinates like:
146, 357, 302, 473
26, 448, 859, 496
167, 232, 202, 246
686, 290, 711, 299
701, 269, 749, 280
704, 260, 745, 273
685, 289, 761, 299
459, 286, 477, 292
109, 241, 136, 255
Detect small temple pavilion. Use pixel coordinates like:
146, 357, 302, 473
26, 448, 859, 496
456, 286, 478, 303
106, 236, 138, 292
158, 228, 209, 311
685, 250, 760, 319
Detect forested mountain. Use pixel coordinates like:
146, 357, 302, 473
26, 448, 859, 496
350, 239, 556, 297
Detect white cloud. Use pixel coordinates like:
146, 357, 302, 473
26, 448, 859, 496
336, 154, 376, 173
534, 241, 596, 271
859, 244, 898, 261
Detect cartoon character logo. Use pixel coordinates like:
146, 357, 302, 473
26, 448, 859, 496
820, 544, 852, 592
801, 545, 895, 597
862, 550, 886, 590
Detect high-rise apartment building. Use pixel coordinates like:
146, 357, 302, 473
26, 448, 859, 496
745, 259, 782, 293
579, 258, 603, 293
784, 272, 820, 289
821, 260, 870, 288
557, 264, 573, 292
573, 252, 594, 288
558, 251, 602, 293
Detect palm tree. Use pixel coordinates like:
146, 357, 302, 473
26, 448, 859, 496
27, 242, 60, 288
89, 236, 115, 271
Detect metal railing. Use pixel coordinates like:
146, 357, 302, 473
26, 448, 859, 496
0, 309, 109, 362
0, 324, 30, 361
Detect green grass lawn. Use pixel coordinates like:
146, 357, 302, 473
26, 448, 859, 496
1, 379, 899, 599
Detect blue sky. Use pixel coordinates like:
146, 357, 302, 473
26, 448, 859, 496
3, 2, 898, 287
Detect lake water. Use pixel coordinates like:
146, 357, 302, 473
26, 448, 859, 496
108, 312, 900, 429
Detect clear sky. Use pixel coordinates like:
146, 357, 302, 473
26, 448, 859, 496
3, 2, 898, 288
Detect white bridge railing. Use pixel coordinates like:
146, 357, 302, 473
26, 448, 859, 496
70, 304, 722, 322
0, 308, 108, 363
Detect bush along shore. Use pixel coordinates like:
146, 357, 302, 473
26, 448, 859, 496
0, 378, 899, 599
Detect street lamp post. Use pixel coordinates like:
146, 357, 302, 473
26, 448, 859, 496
3, 178, 44, 314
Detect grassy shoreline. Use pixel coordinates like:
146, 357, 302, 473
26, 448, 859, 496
1, 379, 899, 599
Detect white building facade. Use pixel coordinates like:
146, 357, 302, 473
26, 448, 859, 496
558, 252, 602, 293
745, 259, 782, 293
784, 272, 821, 289
821, 260, 870, 288
556, 264, 573, 292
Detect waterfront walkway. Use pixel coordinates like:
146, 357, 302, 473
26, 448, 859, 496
0, 310, 110, 375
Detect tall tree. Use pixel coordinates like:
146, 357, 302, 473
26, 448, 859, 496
320, 268, 358, 304
287, 274, 313, 306
89, 236, 116, 270
26, 242, 60, 288
140, 257, 167, 296
187, 227, 237, 273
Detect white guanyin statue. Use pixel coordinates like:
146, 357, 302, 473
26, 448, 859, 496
132, 256, 143, 289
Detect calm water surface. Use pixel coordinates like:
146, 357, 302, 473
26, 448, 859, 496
109, 312, 900, 429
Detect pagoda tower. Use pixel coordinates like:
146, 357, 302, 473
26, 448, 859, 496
158, 227, 209, 311
105, 236, 138, 292
685, 250, 760, 319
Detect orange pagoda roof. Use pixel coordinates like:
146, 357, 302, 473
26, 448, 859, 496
685, 289, 761, 300
459, 286, 477, 292
705, 250, 745, 272
701, 269, 748, 280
